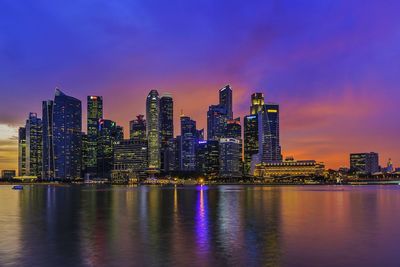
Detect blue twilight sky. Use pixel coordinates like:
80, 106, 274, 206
1, 0, 400, 169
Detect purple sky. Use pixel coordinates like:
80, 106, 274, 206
1, 0, 400, 170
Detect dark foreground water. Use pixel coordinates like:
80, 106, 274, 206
0, 185, 400, 267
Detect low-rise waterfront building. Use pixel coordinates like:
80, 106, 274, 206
254, 157, 325, 178
1, 170, 16, 180
350, 152, 379, 175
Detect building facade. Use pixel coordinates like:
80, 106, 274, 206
350, 152, 379, 175
207, 104, 227, 140
42, 100, 55, 180
160, 94, 174, 172
25, 112, 42, 178
130, 115, 146, 141
18, 127, 27, 176
254, 158, 325, 178
219, 138, 242, 179
146, 90, 161, 171
97, 119, 122, 179
87, 96, 103, 177
219, 85, 233, 120
244, 115, 258, 174
180, 116, 197, 172
196, 140, 219, 180
257, 103, 282, 163
53, 89, 82, 180
112, 139, 148, 183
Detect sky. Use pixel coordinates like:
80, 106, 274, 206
1, 0, 400, 170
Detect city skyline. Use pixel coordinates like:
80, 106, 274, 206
1, 1, 400, 170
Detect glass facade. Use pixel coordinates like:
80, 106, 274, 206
146, 90, 160, 171
53, 89, 82, 180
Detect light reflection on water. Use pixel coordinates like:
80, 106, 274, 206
1, 185, 400, 266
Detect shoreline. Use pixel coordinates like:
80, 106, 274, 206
1, 181, 400, 186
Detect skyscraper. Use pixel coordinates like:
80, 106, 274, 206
196, 140, 219, 180
180, 115, 197, 171
160, 94, 174, 172
207, 104, 227, 140
25, 112, 42, 178
219, 138, 242, 179
164, 138, 179, 173
53, 89, 82, 180
81, 133, 89, 178
257, 104, 282, 163
244, 114, 258, 174
112, 139, 148, 183
18, 127, 26, 176
146, 90, 160, 171
219, 85, 233, 120
87, 96, 103, 177
42, 100, 55, 180
97, 119, 122, 179
250, 92, 264, 115
244, 92, 265, 174
226, 118, 241, 139
129, 115, 146, 141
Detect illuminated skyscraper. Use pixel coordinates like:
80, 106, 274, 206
244, 92, 265, 174
146, 90, 160, 171
244, 115, 258, 174
160, 94, 174, 172
97, 119, 123, 179
219, 138, 242, 179
18, 127, 26, 176
257, 104, 282, 163
81, 133, 89, 178
42, 100, 55, 179
164, 138, 179, 173
207, 104, 227, 140
87, 96, 103, 177
250, 93, 264, 115
196, 140, 219, 180
112, 139, 148, 183
180, 115, 197, 171
53, 89, 82, 180
25, 112, 42, 178
219, 85, 233, 120
226, 118, 241, 140
129, 115, 146, 141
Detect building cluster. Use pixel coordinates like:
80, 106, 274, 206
15, 85, 327, 183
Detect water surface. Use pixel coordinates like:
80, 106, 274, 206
0, 185, 399, 267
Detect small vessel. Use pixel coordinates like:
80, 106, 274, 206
12, 185, 23, 190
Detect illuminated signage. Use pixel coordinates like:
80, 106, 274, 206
267, 109, 278, 113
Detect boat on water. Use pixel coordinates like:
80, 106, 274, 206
12, 185, 23, 190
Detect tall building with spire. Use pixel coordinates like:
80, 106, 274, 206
146, 90, 161, 171
25, 112, 42, 178
53, 89, 82, 180
87, 96, 103, 177
42, 100, 55, 179
160, 94, 174, 172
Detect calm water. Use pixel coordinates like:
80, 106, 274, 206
0, 185, 400, 267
